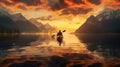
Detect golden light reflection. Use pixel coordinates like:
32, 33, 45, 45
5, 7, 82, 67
6, 33, 103, 62
2, 32, 120, 67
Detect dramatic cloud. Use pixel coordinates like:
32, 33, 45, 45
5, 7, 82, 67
106, 0, 120, 9
0, 0, 13, 5
72, 0, 85, 4
48, 0, 68, 10
116, 0, 120, 2
18, 5, 28, 10
12, 0, 41, 6
87, 0, 101, 5
64, 0, 85, 5
0, 0, 120, 15
61, 7, 92, 15
0, 0, 120, 32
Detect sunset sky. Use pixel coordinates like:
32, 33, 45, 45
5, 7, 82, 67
0, 0, 120, 32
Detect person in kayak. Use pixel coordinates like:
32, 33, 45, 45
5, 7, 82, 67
57, 30, 63, 36
56, 30, 63, 46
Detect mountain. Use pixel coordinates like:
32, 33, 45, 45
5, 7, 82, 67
0, 7, 19, 33
76, 9, 120, 33
44, 23, 56, 33
30, 18, 56, 33
0, 7, 10, 17
11, 13, 40, 33
30, 18, 45, 32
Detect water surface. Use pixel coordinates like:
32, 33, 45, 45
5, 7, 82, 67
1, 33, 120, 67
0, 33, 120, 59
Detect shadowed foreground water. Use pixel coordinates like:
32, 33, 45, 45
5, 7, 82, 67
0, 33, 120, 67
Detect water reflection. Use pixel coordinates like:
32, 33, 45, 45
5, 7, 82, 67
76, 33, 120, 58
1, 33, 120, 67
0, 35, 39, 49
0, 33, 99, 58
16, 33, 90, 57
0, 34, 47, 57
1, 33, 117, 60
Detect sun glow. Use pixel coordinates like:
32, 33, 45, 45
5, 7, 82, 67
0, 0, 119, 32
37, 14, 88, 32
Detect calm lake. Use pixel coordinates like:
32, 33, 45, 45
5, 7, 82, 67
0, 33, 120, 59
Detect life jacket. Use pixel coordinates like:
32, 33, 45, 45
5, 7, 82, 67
57, 35, 63, 40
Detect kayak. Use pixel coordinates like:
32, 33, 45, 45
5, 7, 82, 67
57, 36, 63, 40
57, 36, 63, 46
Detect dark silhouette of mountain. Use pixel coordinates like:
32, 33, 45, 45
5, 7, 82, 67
0, 7, 19, 33
30, 18, 56, 33
43, 23, 57, 33
44, 23, 54, 30
76, 9, 120, 33
30, 18, 45, 32
11, 13, 40, 33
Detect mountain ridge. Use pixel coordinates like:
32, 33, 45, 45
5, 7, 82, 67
76, 9, 120, 33
0, 7, 19, 33
11, 13, 40, 33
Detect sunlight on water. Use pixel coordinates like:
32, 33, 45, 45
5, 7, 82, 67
19, 33, 88, 55
4, 33, 104, 62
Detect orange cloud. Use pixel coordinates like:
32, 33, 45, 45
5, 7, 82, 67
106, 0, 120, 9
0, 0, 120, 32
87, 0, 101, 5
0, 0, 120, 16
